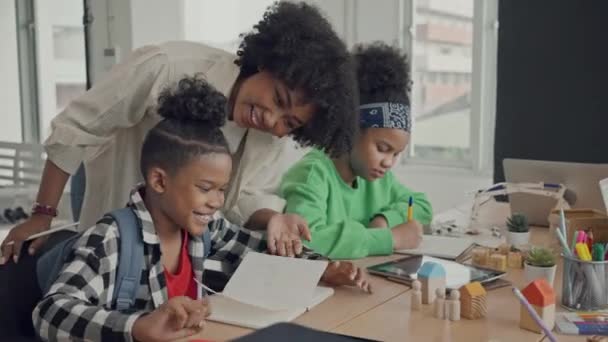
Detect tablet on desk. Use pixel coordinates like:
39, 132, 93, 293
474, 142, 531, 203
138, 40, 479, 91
367, 255, 506, 289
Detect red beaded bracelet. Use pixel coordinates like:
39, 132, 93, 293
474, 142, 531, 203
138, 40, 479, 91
31, 202, 58, 217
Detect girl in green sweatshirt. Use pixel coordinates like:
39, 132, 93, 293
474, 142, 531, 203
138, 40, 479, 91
280, 43, 433, 259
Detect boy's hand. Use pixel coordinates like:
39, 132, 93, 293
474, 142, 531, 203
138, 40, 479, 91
369, 215, 389, 228
267, 213, 312, 257
321, 261, 372, 293
132, 296, 210, 342
391, 220, 423, 250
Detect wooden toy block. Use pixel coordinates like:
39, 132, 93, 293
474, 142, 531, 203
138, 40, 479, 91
519, 279, 556, 333
520, 303, 556, 334
508, 251, 524, 269
472, 247, 490, 267
459, 282, 487, 320
420, 277, 446, 305
489, 253, 507, 272
417, 262, 446, 304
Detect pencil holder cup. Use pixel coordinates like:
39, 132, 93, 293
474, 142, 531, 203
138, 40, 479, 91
561, 253, 608, 311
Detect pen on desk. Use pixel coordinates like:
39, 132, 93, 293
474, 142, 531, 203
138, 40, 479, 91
407, 196, 413, 221
512, 287, 557, 342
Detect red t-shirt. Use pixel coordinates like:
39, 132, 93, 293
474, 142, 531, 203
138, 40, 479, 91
164, 232, 197, 299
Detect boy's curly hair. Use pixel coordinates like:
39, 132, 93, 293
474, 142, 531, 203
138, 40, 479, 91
236, 1, 358, 157
354, 42, 411, 105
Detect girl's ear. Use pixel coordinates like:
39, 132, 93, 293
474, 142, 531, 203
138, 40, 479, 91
147, 167, 169, 194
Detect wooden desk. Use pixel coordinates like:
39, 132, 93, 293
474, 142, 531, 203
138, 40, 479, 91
192, 202, 583, 341
333, 227, 581, 341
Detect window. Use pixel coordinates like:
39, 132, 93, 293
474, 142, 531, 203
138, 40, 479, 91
0, 0, 23, 143
404, 0, 498, 172
3, 0, 88, 143
35, 0, 88, 140
409, 0, 474, 164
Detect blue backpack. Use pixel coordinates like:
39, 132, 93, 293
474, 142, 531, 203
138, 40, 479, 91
36, 207, 211, 311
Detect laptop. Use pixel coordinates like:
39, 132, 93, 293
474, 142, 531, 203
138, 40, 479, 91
503, 158, 608, 226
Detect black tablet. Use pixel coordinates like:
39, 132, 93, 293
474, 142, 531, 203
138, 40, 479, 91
367, 255, 506, 289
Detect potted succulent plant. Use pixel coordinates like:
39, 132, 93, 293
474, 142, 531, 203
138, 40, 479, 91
506, 213, 530, 248
524, 246, 557, 285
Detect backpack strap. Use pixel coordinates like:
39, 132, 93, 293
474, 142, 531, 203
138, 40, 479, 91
202, 229, 211, 258
107, 207, 144, 311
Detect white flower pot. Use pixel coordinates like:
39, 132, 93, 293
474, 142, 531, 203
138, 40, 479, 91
506, 231, 530, 248
524, 263, 557, 285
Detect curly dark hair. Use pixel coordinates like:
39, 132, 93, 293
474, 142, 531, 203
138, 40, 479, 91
353, 42, 411, 105
235, 1, 357, 157
140, 75, 230, 177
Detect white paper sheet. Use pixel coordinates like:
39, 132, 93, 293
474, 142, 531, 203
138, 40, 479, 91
396, 235, 474, 260
221, 252, 328, 311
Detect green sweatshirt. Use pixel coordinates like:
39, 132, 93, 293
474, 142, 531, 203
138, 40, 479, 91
280, 149, 433, 259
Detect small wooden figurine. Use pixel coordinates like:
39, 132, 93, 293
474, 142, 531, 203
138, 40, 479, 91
459, 281, 487, 320
417, 262, 446, 304
434, 288, 445, 319
447, 289, 461, 321
411, 280, 422, 311
519, 279, 556, 334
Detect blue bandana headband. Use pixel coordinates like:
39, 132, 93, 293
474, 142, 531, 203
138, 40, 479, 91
359, 102, 411, 131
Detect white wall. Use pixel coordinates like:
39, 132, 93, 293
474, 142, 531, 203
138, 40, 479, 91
130, 0, 186, 48
354, 0, 401, 46
0, 0, 23, 142
183, 0, 274, 53
308, 0, 402, 48
393, 165, 491, 212
305, 0, 349, 42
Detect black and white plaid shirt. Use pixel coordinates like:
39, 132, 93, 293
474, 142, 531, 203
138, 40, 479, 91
33, 185, 323, 341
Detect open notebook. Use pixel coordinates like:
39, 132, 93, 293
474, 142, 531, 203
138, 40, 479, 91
208, 286, 334, 329
202, 252, 333, 329
395, 235, 475, 261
